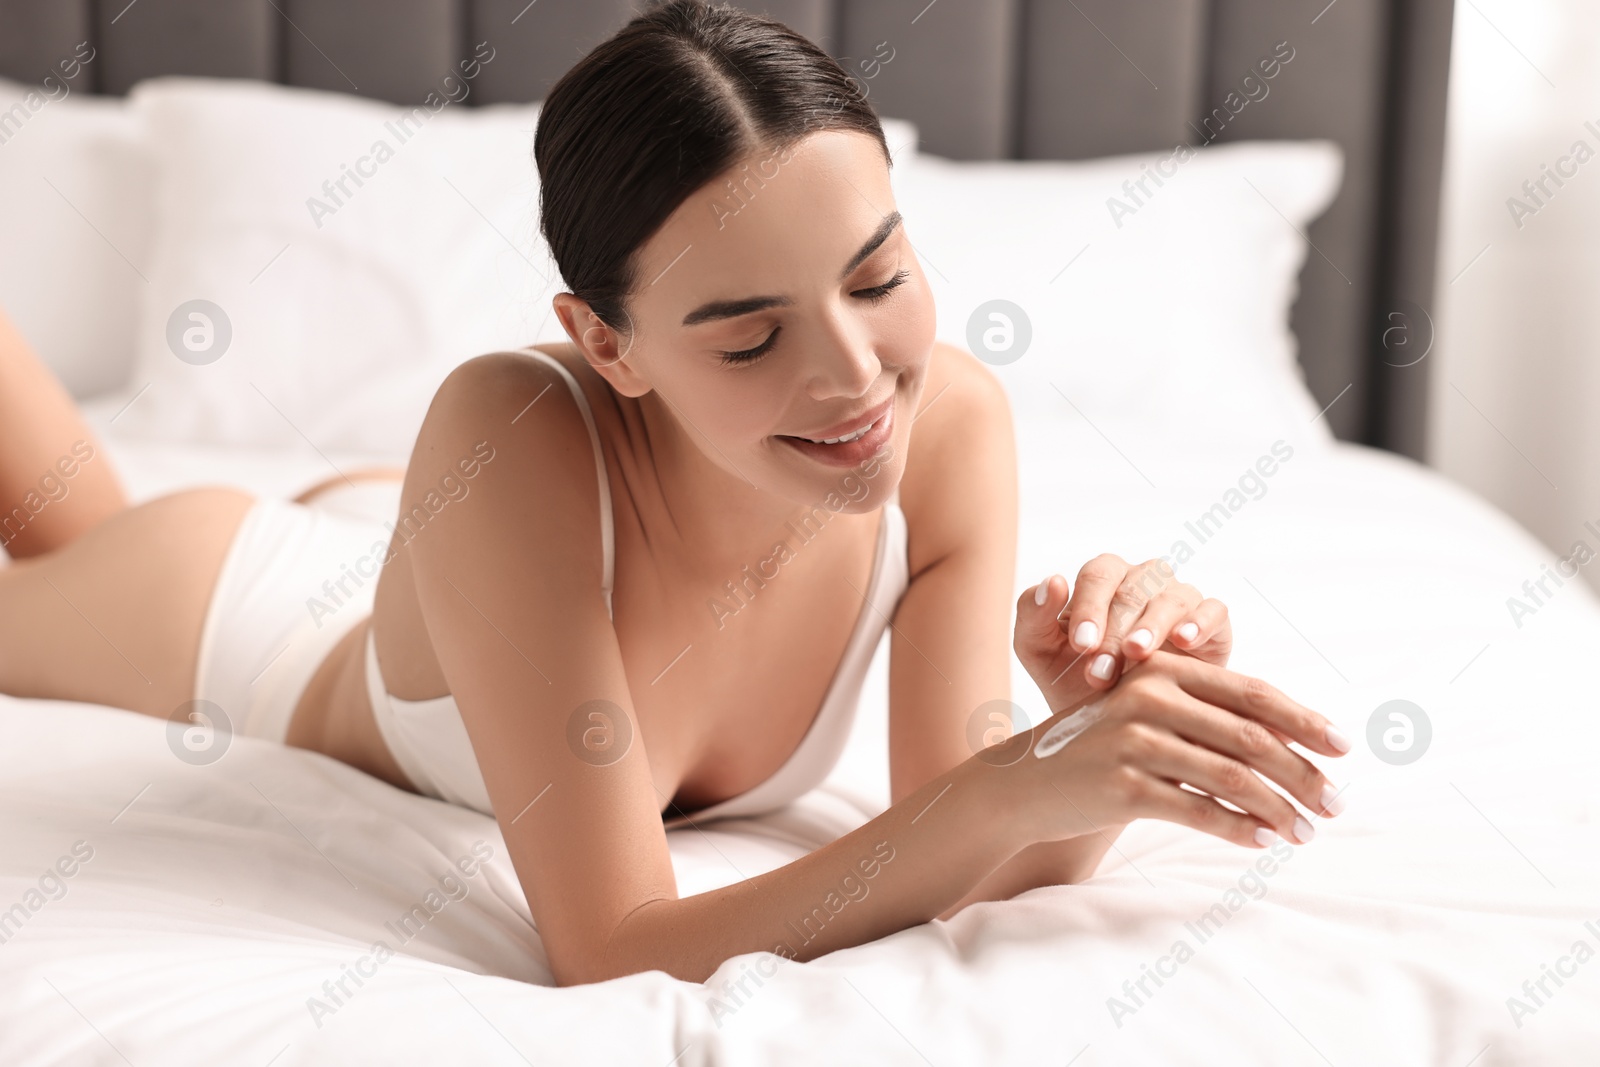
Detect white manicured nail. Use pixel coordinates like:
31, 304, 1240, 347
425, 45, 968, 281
1090, 653, 1115, 680
1127, 628, 1152, 651
1325, 724, 1352, 753
1074, 621, 1099, 649
1176, 622, 1199, 643
1320, 784, 1346, 817
1034, 577, 1052, 606
1292, 817, 1315, 844
1253, 827, 1277, 847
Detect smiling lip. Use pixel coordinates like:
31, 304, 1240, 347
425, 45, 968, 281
786, 394, 895, 442
776, 395, 895, 468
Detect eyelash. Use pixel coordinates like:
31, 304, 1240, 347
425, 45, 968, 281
717, 268, 913, 365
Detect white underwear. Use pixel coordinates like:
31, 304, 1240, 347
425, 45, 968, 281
193, 496, 391, 744
363, 628, 494, 813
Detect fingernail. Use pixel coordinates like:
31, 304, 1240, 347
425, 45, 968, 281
1127, 628, 1152, 651
1320, 784, 1346, 817
1074, 621, 1099, 649
1292, 817, 1315, 844
1034, 577, 1052, 606
1325, 724, 1352, 754
1253, 827, 1277, 847
1176, 622, 1199, 643
1090, 653, 1115, 680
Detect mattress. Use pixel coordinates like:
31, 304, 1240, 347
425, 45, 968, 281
1, 412, 1597, 1065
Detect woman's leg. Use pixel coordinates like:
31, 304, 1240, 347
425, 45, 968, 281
0, 307, 128, 559
0, 487, 254, 719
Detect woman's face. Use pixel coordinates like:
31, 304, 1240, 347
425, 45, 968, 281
563, 128, 936, 512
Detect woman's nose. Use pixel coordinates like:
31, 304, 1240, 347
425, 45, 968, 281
805, 311, 881, 399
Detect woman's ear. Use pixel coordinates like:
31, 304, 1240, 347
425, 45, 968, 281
552, 293, 652, 397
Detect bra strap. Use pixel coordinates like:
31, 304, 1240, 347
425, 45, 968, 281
520, 348, 615, 618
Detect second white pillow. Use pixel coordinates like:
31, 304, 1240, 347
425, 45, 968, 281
113, 76, 554, 460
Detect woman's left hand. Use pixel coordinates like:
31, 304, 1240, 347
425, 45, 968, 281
1014, 554, 1232, 715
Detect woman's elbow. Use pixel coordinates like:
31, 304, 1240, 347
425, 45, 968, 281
551, 900, 700, 987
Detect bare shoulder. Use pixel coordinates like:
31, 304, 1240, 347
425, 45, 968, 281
425, 344, 583, 427
897, 341, 1017, 578
416, 344, 618, 467
404, 345, 608, 545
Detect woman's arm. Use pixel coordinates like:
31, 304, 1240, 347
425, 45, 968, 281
405, 353, 1029, 986
407, 351, 1343, 986
615, 644, 1350, 982
885, 345, 1123, 910
606, 754, 1025, 982
885, 346, 1265, 911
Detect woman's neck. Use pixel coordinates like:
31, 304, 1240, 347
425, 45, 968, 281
632, 387, 878, 577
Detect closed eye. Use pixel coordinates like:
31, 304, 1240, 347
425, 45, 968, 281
855, 267, 911, 305
718, 330, 781, 365
717, 268, 914, 365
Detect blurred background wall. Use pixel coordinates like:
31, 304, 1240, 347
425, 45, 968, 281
1432, 0, 1600, 591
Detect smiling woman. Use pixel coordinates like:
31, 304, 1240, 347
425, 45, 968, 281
0, 0, 1349, 991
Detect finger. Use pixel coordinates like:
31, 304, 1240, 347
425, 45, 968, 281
1084, 561, 1176, 688
1016, 574, 1070, 662
1138, 730, 1313, 844
1140, 693, 1340, 827
1164, 653, 1352, 758
1065, 555, 1126, 654
1125, 770, 1279, 849
1169, 597, 1229, 656
1122, 584, 1202, 663
1024, 572, 1062, 614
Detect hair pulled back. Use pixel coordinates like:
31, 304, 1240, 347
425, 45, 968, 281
534, 0, 890, 338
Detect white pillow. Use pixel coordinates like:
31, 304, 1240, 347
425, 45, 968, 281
0, 75, 155, 399
890, 139, 1343, 458
108, 77, 554, 460
104, 78, 919, 460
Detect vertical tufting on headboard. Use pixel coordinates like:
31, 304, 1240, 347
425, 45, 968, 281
469, 0, 639, 103
836, 0, 1020, 162
1016, 1, 1212, 161
96, 2, 278, 92
0, 0, 94, 86
1204, 0, 1394, 455
0, 0, 1452, 459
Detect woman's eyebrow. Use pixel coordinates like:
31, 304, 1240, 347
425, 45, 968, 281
838, 211, 903, 280
681, 293, 792, 327
680, 211, 904, 326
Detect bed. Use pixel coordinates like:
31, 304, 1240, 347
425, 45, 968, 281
9, 1, 1595, 1065
5, 411, 1597, 1065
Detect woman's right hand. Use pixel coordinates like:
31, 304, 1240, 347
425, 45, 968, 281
1001, 649, 1352, 849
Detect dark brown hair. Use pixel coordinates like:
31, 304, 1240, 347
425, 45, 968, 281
534, 0, 891, 338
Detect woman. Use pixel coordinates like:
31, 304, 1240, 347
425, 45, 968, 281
0, 0, 1348, 986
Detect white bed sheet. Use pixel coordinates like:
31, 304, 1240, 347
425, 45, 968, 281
2, 408, 1598, 1065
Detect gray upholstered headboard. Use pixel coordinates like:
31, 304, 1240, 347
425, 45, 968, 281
0, 0, 1453, 459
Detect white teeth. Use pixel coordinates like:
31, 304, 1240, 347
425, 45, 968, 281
803, 417, 876, 445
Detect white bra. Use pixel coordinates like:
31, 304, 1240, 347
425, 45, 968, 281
364, 349, 910, 827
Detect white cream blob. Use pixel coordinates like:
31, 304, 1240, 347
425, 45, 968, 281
1033, 697, 1111, 759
